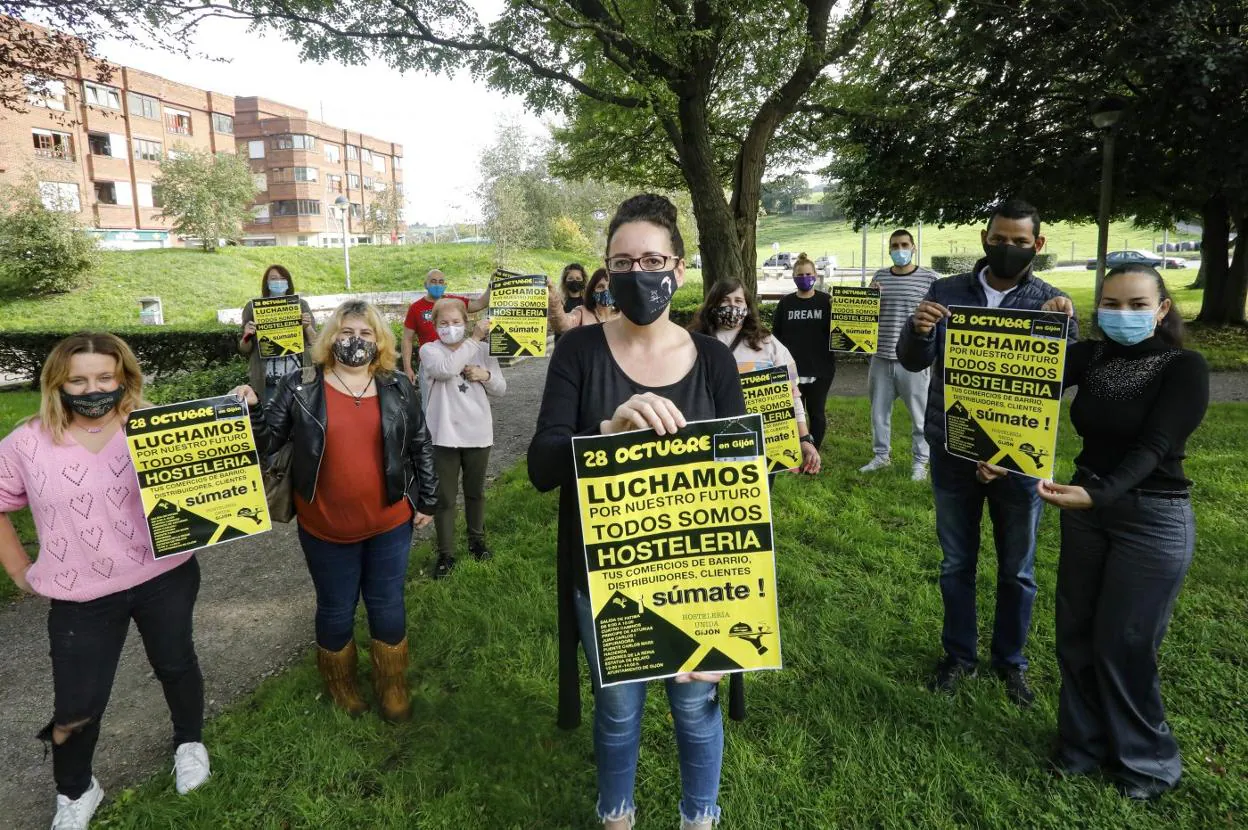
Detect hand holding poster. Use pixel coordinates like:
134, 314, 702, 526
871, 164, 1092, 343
488, 274, 548, 357
829, 286, 881, 353
251, 296, 305, 358
943, 306, 1069, 479
573, 415, 781, 687
739, 367, 802, 474
125, 396, 270, 558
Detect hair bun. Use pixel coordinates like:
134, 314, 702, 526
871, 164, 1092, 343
799, 252, 808, 259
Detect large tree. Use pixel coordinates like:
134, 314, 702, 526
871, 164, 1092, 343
156, 149, 257, 251
177, 0, 877, 292
824, 0, 1248, 324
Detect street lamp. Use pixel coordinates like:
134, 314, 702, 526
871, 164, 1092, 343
1092, 97, 1126, 298
333, 194, 351, 291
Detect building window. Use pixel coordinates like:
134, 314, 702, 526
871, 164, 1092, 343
252, 204, 271, 223
324, 144, 340, 164
38, 182, 81, 212
26, 76, 67, 110
136, 182, 155, 208
94, 182, 117, 205
271, 199, 322, 216
32, 129, 74, 161
360, 148, 372, 164
374, 180, 386, 192
270, 133, 316, 151
363, 176, 373, 190
394, 182, 403, 196
347, 173, 360, 190
248, 140, 265, 159
212, 113, 234, 134
297, 235, 311, 247
393, 155, 402, 170
349, 202, 362, 220
326, 174, 343, 193
128, 92, 160, 120
372, 155, 385, 174
83, 81, 122, 109
133, 138, 163, 162
164, 108, 192, 136
346, 144, 359, 161
252, 173, 267, 191
270, 167, 319, 184
88, 133, 112, 156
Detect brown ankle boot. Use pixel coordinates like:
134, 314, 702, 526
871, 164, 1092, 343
370, 638, 412, 723
316, 641, 369, 716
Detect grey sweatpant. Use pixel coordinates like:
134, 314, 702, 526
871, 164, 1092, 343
868, 356, 930, 463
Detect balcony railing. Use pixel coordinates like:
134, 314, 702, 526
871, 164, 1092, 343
34, 146, 75, 161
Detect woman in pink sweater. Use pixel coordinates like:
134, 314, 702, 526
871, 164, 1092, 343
0, 333, 209, 829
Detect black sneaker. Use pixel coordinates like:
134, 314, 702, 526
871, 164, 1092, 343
995, 666, 1036, 708
928, 655, 977, 694
1115, 779, 1171, 802
468, 540, 493, 562
432, 556, 456, 580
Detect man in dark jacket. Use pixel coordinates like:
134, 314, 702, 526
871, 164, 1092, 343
898, 199, 1077, 706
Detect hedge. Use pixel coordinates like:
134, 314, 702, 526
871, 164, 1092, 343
929, 252, 1057, 274
0, 327, 238, 386
145, 360, 250, 405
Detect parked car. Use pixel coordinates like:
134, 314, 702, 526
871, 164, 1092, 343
762, 251, 801, 269
1085, 249, 1187, 270
815, 255, 838, 274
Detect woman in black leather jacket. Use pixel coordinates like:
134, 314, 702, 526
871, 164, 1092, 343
234, 299, 437, 722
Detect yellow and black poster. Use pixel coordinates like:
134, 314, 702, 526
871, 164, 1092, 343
252, 296, 304, 358
943, 306, 1070, 479
572, 415, 782, 687
739, 367, 802, 474
488, 274, 548, 357
829, 286, 881, 353
125, 396, 271, 558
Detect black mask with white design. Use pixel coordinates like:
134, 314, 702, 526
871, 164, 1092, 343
60, 387, 124, 419
609, 269, 677, 326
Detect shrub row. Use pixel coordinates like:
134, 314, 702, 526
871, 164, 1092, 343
0, 327, 239, 386
145, 360, 250, 405
929, 252, 1058, 274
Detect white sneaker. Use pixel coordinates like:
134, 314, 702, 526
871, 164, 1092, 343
859, 456, 891, 473
173, 742, 211, 794
51, 777, 103, 829
911, 462, 928, 482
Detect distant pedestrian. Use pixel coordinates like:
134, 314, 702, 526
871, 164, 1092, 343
0, 333, 210, 829
401, 269, 490, 405
772, 253, 836, 449
861, 230, 940, 480
558, 262, 589, 313
239, 264, 317, 405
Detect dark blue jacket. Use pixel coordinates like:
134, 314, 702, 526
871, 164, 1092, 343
897, 259, 1079, 450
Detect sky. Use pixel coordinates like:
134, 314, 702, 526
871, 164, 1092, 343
95, 11, 547, 226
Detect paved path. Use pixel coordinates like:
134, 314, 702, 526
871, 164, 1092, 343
0, 357, 551, 830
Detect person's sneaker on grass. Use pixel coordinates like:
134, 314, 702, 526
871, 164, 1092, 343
468, 540, 493, 562
911, 462, 928, 482
859, 455, 891, 473
173, 742, 211, 794
432, 555, 456, 580
995, 666, 1036, 708
928, 654, 977, 694
52, 777, 103, 830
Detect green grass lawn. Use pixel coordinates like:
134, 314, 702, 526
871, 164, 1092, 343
0, 244, 583, 331
89, 398, 1247, 829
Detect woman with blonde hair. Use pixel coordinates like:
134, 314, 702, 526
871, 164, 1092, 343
234, 299, 438, 722
419, 298, 506, 578
0, 333, 210, 828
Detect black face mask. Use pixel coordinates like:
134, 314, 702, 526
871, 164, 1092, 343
983, 243, 1037, 282
332, 336, 378, 368
609, 269, 677, 326
61, 387, 124, 419
566, 279, 585, 293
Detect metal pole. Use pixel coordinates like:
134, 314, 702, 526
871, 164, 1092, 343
340, 209, 352, 291
860, 225, 868, 287
1094, 128, 1116, 299
1163, 227, 1170, 261
917, 221, 923, 266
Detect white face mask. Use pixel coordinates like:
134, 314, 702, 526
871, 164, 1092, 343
437, 324, 466, 345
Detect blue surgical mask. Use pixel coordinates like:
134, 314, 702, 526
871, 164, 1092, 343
1097, 308, 1158, 346
268, 280, 289, 295
427, 285, 446, 300
890, 249, 914, 267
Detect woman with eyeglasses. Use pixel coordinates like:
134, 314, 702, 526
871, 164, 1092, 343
548, 267, 620, 333
529, 194, 746, 830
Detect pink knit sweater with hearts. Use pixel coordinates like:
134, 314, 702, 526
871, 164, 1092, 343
0, 421, 190, 602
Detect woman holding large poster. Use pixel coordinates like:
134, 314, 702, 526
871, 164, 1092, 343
1037, 265, 1209, 801
0, 334, 209, 828
529, 194, 746, 830
238, 265, 317, 404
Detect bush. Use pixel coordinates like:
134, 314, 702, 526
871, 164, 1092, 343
146, 360, 249, 404
0, 178, 98, 298
930, 252, 1057, 274
549, 216, 593, 257
0, 327, 238, 386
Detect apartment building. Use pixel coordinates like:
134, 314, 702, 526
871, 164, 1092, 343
234, 97, 404, 247
0, 22, 404, 249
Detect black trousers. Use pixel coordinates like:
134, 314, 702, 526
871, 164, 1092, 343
797, 375, 834, 449
1055, 491, 1194, 790
40, 558, 203, 799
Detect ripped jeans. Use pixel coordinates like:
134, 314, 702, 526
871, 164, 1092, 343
40, 557, 203, 799
574, 589, 723, 825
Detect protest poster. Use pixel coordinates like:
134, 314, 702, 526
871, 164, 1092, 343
488, 274, 548, 357
573, 414, 782, 687
739, 367, 802, 474
943, 306, 1070, 480
125, 396, 270, 558
251, 296, 304, 358
828, 286, 881, 353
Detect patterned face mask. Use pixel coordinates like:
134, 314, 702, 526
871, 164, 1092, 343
332, 336, 378, 367
710, 305, 748, 329
60, 387, 124, 419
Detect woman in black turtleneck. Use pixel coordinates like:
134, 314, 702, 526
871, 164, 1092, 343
1038, 264, 1208, 802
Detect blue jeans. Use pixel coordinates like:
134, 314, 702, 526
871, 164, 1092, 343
930, 449, 1041, 670
297, 521, 413, 650
574, 589, 723, 825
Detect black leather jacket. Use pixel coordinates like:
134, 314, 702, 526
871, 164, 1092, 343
253, 366, 438, 515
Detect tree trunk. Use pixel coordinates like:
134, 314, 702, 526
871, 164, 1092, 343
1189, 258, 1206, 289
1195, 193, 1246, 325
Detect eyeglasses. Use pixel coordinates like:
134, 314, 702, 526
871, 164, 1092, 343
605, 254, 681, 273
